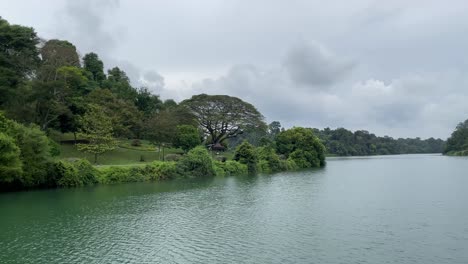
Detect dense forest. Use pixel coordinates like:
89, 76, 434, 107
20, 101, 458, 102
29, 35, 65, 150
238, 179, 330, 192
444, 119, 468, 156
312, 128, 445, 156
0, 17, 451, 191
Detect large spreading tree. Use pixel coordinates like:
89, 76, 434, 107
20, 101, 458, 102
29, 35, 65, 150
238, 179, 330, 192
181, 94, 265, 146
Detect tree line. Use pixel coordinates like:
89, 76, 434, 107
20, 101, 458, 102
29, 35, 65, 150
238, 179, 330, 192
444, 119, 468, 156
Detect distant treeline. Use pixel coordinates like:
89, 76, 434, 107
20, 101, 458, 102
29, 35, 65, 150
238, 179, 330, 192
312, 128, 445, 156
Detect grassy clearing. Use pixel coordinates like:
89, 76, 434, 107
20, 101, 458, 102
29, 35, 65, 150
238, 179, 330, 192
58, 143, 183, 165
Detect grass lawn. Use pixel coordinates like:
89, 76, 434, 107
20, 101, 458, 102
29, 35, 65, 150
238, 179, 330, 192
59, 143, 183, 165
55, 133, 237, 165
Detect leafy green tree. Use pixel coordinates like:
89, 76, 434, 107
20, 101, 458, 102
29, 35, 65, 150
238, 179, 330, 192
234, 141, 258, 175
0, 17, 40, 107
0, 113, 53, 187
83, 52, 106, 83
77, 104, 116, 163
268, 121, 282, 138
135, 87, 163, 116
173, 125, 201, 153
176, 146, 216, 178
444, 119, 468, 155
181, 94, 265, 145
0, 132, 22, 183
144, 105, 196, 145
87, 89, 142, 138
38, 39, 80, 81
102, 67, 138, 101
276, 127, 325, 168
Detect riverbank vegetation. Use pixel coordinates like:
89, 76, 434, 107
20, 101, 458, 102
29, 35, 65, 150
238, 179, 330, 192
0, 17, 451, 192
444, 119, 468, 156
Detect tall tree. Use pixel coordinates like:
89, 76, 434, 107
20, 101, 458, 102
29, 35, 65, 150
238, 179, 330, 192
181, 94, 265, 145
173, 125, 201, 153
77, 104, 116, 163
444, 119, 468, 155
102, 67, 137, 101
0, 17, 40, 106
83, 52, 105, 83
38, 39, 80, 81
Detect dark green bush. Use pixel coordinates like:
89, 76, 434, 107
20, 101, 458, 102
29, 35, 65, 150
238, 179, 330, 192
234, 141, 258, 175
176, 146, 216, 178
144, 161, 178, 180
214, 160, 247, 176
98, 166, 146, 184
256, 146, 282, 173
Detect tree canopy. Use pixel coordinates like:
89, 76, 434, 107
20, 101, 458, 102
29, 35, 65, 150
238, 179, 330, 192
444, 119, 468, 156
181, 94, 265, 145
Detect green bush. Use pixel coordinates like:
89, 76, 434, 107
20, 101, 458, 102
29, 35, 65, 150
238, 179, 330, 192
234, 141, 258, 175
276, 127, 325, 168
256, 146, 282, 173
98, 166, 147, 184
214, 160, 248, 176
0, 113, 54, 187
74, 159, 99, 185
176, 146, 216, 178
144, 161, 178, 180
0, 132, 22, 183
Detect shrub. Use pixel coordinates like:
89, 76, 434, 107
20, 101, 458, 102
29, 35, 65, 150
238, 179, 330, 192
144, 161, 178, 180
74, 159, 99, 185
234, 141, 258, 175
256, 146, 282, 173
176, 146, 216, 178
98, 166, 146, 184
276, 127, 326, 168
0, 132, 22, 183
52, 161, 80, 187
214, 160, 248, 176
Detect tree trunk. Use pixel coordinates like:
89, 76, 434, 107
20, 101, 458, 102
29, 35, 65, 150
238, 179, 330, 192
94, 153, 98, 164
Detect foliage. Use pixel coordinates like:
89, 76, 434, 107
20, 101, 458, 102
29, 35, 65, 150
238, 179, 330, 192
0, 132, 22, 183
276, 127, 325, 168
83, 52, 106, 83
256, 146, 283, 173
97, 166, 146, 184
0, 17, 40, 106
143, 161, 178, 180
234, 141, 258, 174
77, 104, 117, 163
87, 89, 142, 138
213, 160, 247, 176
173, 125, 201, 152
144, 105, 196, 144
181, 94, 265, 145
176, 146, 216, 178
313, 127, 446, 156
444, 119, 468, 155
48, 160, 97, 188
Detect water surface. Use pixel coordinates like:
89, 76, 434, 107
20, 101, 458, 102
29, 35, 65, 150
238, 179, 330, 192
1, 154, 468, 263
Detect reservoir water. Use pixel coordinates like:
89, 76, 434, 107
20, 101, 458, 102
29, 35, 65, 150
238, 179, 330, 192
1, 154, 468, 263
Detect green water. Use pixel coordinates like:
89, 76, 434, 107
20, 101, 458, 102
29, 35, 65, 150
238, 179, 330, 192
1, 154, 468, 263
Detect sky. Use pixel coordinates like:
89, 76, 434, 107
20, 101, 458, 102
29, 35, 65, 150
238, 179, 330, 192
1, 0, 468, 139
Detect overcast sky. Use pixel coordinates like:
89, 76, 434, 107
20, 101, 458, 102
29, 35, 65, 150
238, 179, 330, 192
2, 0, 468, 139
